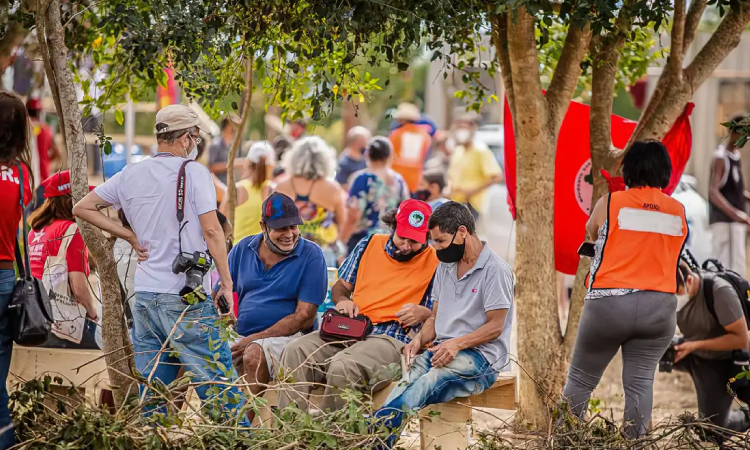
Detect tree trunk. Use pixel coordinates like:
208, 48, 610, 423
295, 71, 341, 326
226, 57, 254, 227
505, 10, 567, 427
37, 0, 135, 406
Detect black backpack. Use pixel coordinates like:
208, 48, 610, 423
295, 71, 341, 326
701, 259, 750, 330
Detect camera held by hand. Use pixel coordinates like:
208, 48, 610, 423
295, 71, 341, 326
659, 336, 684, 373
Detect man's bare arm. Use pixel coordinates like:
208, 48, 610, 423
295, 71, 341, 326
709, 158, 748, 223
247, 302, 317, 341
331, 279, 354, 305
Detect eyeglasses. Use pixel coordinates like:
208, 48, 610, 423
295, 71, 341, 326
190, 134, 203, 146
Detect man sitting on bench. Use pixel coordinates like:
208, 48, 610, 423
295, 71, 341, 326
375, 202, 515, 447
228, 193, 327, 421
278, 199, 438, 412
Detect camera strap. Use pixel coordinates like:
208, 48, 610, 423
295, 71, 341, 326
175, 160, 194, 254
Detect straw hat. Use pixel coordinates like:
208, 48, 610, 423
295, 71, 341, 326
393, 102, 421, 122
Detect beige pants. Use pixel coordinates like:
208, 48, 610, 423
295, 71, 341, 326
710, 222, 747, 276
278, 333, 405, 411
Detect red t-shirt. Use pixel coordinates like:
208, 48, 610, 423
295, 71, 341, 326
28, 220, 90, 279
0, 163, 32, 262
32, 121, 53, 182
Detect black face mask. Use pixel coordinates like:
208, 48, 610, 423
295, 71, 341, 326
436, 231, 466, 263
389, 234, 426, 262
412, 189, 431, 202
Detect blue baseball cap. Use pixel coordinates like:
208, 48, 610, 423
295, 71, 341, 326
262, 192, 304, 229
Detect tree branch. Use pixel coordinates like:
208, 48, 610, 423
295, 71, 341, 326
506, 11, 545, 132
685, 2, 750, 89
683, 0, 708, 49
668, 0, 686, 77
545, 23, 592, 134
491, 13, 515, 116
226, 56, 254, 227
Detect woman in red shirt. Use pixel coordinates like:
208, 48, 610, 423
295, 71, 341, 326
28, 171, 99, 349
0, 91, 33, 449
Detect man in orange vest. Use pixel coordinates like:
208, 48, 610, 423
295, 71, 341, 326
278, 199, 439, 412
389, 103, 433, 192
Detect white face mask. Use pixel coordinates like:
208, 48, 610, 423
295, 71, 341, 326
676, 293, 691, 312
186, 135, 198, 160
454, 129, 472, 145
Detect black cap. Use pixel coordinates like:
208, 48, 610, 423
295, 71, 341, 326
262, 192, 303, 229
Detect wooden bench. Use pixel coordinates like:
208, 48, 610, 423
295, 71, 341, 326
8, 347, 517, 450
8, 346, 110, 403
257, 374, 517, 450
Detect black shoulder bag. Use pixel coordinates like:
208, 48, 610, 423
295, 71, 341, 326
9, 164, 54, 346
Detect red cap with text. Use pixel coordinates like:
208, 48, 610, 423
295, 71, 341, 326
42, 171, 94, 198
395, 199, 432, 244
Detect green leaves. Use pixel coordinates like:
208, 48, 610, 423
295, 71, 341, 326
114, 110, 124, 126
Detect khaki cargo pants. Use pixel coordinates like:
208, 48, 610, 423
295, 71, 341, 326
278, 333, 405, 411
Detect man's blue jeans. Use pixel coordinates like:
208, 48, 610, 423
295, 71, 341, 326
0, 270, 16, 449
132, 292, 247, 424
374, 348, 497, 448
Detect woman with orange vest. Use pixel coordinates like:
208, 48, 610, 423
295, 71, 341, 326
562, 140, 688, 438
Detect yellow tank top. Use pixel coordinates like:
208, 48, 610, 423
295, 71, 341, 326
233, 180, 266, 243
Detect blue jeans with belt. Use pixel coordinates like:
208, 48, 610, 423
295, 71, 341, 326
132, 292, 247, 425
374, 347, 497, 448
0, 270, 16, 449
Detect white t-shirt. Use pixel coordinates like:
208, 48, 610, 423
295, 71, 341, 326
95, 155, 217, 294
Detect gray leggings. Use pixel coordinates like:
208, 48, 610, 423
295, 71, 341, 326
562, 291, 676, 438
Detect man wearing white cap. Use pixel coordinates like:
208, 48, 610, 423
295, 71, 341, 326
73, 104, 247, 422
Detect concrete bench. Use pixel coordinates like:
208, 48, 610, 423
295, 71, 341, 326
257, 373, 517, 450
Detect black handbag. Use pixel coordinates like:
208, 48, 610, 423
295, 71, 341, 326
9, 164, 54, 346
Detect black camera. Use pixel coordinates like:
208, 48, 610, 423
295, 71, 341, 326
172, 251, 212, 304
659, 336, 685, 373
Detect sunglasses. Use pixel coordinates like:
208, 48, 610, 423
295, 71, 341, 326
187, 133, 203, 146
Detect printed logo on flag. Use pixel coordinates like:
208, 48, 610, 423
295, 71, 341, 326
574, 158, 594, 215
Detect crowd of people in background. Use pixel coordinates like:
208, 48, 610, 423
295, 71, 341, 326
4, 83, 750, 448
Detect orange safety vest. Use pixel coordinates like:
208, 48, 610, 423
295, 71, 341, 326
588, 187, 688, 293
351, 234, 439, 324
389, 123, 432, 192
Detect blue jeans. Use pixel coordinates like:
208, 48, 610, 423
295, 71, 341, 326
0, 270, 15, 449
132, 292, 247, 424
375, 348, 497, 448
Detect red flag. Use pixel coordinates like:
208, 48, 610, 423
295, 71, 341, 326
503, 100, 694, 275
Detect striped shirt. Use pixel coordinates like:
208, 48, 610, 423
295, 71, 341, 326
338, 234, 434, 343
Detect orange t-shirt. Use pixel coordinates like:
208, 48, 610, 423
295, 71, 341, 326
351, 235, 438, 324
389, 123, 432, 192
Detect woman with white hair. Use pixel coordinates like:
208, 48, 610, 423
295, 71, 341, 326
274, 136, 347, 266
220, 141, 275, 243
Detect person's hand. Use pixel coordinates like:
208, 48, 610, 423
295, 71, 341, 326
431, 339, 462, 368
674, 340, 701, 363
216, 283, 234, 317
336, 300, 359, 318
230, 335, 254, 362
403, 338, 422, 370
396, 304, 432, 327
126, 231, 148, 261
